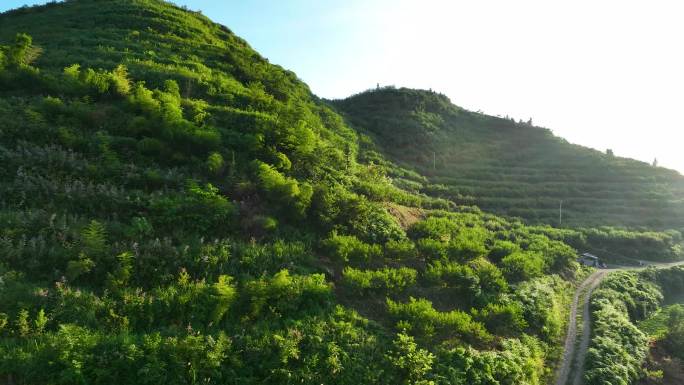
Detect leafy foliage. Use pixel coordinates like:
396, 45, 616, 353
334, 87, 684, 230
387, 297, 491, 344
342, 266, 417, 295
0, 1, 676, 384
585, 272, 663, 385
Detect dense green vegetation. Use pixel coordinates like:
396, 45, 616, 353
333, 87, 684, 230
0, 1, 682, 384
586, 267, 684, 385
662, 306, 684, 361
0, 1, 582, 384
639, 303, 684, 341
639, 266, 684, 361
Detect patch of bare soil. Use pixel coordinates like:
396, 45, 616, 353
384, 203, 424, 230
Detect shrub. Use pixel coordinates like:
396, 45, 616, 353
447, 237, 486, 262
585, 272, 661, 385
206, 152, 224, 174
387, 297, 491, 344
386, 332, 435, 385
244, 269, 331, 318
149, 271, 237, 328
426, 258, 507, 307
151, 181, 236, 236
322, 232, 382, 264
500, 251, 545, 283
585, 299, 648, 385
446, 227, 489, 262
598, 271, 662, 321
408, 216, 457, 241
384, 239, 417, 260
7, 33, 32, 68
342, 266, 417, 294
310, 185, 404, 243
416, 238, 447, 261
254, 160, 313, 219
663, 306, 684, 360
488, 240, 519, 264
435, 336, 546, 385
426, 260, 479, 297
514, 276, 568, 341
81, 220, 107, 257
474, 302, 527, 336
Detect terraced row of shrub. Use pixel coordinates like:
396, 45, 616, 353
333, 87, 684, 230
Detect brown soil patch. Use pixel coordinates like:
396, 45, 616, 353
385, 203, 424, 230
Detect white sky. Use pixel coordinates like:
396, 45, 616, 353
220, 0, 684, 173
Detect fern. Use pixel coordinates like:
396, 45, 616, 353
81, 220, 107, 256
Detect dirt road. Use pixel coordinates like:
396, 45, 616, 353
555, 261, 684, 385
554, 270, 606, 385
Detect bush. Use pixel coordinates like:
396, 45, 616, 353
426, 258, 507, 307
151, 181, 236, 236
500, 251, 545, 283
206, 152, 224, 174
487, 240, 519, 264
141, 271, 239, 329
384, 239, 417, 260
416, 238, 447, 261
663, 306, 684, 360
342, 266, 417, 295
7, 33, 32, 68
408, 216, 457, 241
585, 272, 660, 385
446, 237, 487, 262
386, 332, 435, 385
435, 336, 546, 385
647, 265, 684, 298
254, 160, 313, 219
514, 276, 568, 341
386, 297, 491, 344
310, 185, 405, 243
474, 302, 527, 336
426, 260, 479, 297
322, 232, 382, 264
243, 269, 332, 318
598, 271, 662, 321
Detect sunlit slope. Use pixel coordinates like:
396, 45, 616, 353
333, 87, 684, 229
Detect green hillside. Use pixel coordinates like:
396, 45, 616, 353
333, 87, 684, 230
0, 1, 682, 384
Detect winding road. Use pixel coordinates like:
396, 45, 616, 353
554, 261, 684, 385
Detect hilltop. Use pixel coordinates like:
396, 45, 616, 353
333, 87, 684, 229
0, 1, 682, 384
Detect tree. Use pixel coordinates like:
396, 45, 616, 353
387, 332, 435, 385
664, 305, 684, 359
8, 33, 33, 68
500, 251, 545, 283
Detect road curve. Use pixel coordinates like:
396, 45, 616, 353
555, 261, 684, 385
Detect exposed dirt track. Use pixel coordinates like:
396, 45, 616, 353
569, 272, 606, 385
555, 261, 684, 385
554, 271, 606, 385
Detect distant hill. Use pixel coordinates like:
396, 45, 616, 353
333, 87, 684, 230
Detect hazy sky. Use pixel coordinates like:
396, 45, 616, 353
3, 0, 683, 173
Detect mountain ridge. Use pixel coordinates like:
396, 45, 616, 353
333, 86, 684, 229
